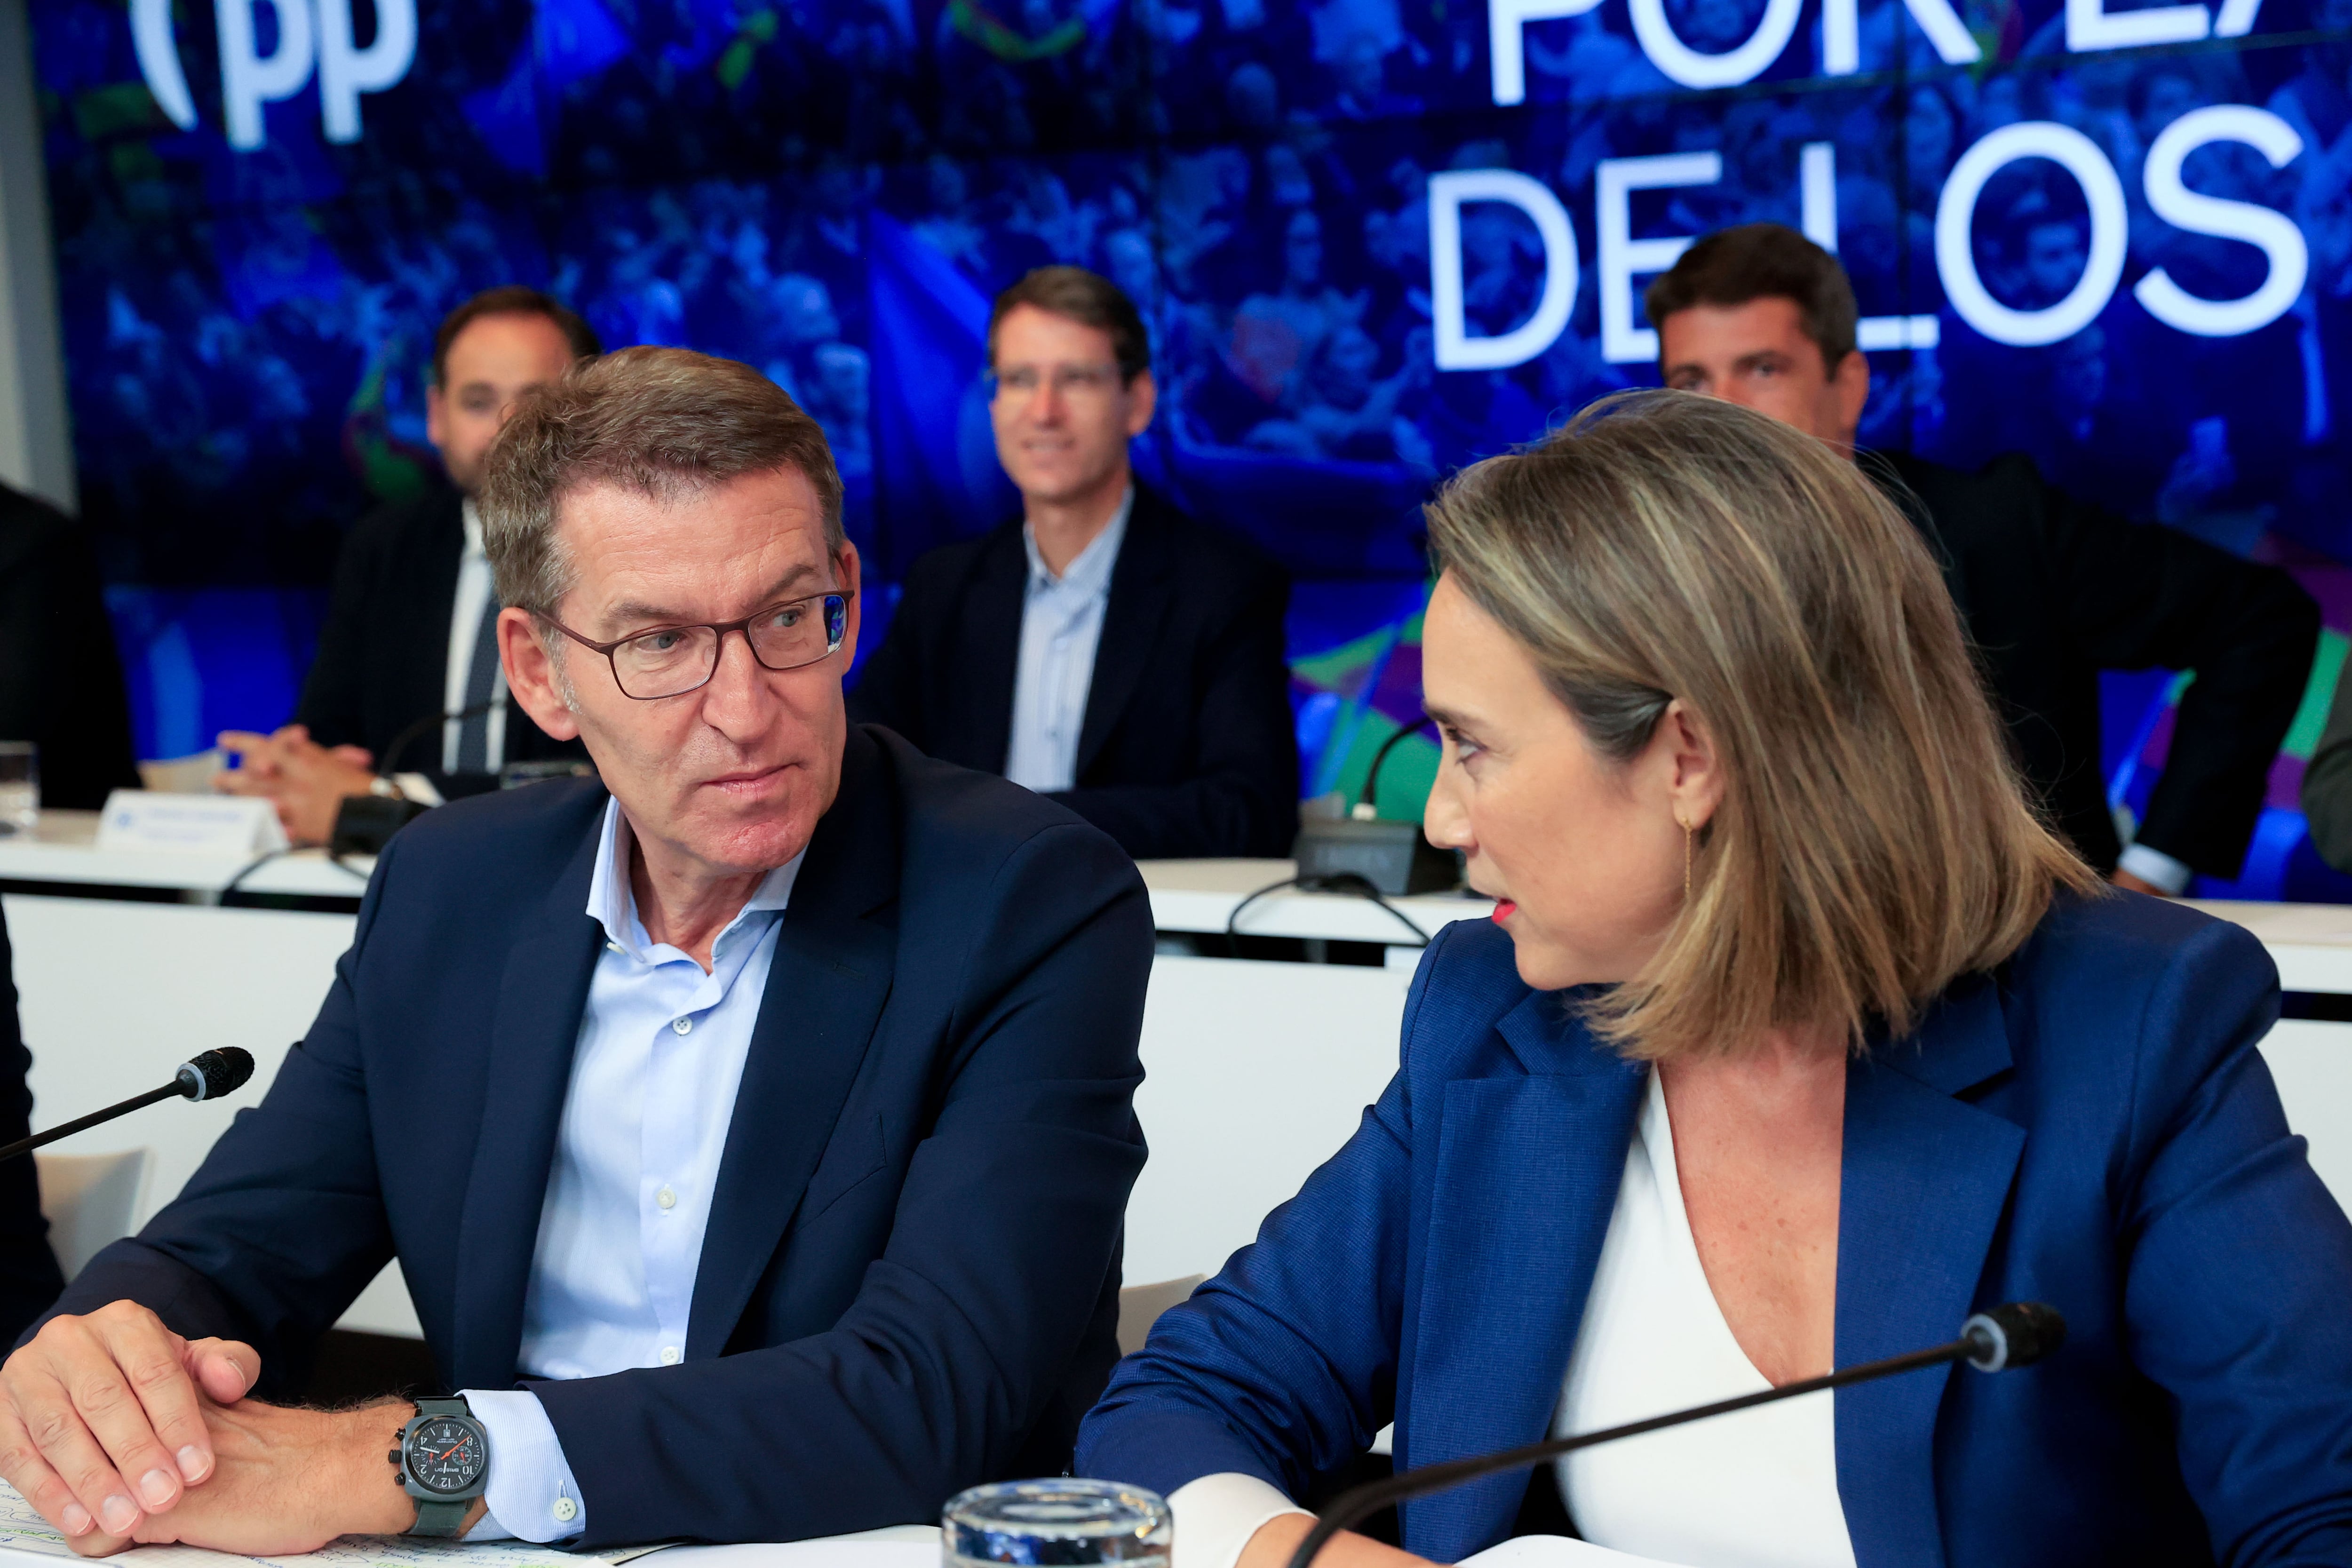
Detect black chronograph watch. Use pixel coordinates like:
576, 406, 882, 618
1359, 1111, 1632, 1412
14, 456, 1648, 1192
389, 1395, 491, 1536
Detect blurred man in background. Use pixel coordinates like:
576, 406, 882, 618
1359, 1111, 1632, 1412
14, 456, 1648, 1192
1649, 224, 2318, 894
215, 287, 599, 842
0, 481, 138, 811
851, 267, 1297, 860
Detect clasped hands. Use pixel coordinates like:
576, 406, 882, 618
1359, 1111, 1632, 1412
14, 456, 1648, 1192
213, 726, 383, 848
0, 1302, 425, 1556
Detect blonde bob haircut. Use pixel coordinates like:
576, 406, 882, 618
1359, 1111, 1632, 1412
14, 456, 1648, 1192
1425, 390, 2098, 1061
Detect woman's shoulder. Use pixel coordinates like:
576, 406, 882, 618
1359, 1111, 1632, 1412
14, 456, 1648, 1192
2010, 887, 2275, 998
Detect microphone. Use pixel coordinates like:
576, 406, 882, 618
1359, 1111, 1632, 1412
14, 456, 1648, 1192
379, 700, 498, 778
1283, 1302, 2066, 1568
0, 1049, 258, 1165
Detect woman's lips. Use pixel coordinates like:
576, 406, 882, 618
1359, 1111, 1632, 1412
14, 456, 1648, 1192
1490, 899, 1518, 923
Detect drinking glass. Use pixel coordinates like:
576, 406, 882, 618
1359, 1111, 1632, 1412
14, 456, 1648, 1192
0, 743, 38, 834
944, 1479, 1171, 1568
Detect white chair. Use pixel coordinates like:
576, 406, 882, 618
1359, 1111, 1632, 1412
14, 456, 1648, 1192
36, 1150, 151, 1281
1117, 1274, 1207, 1356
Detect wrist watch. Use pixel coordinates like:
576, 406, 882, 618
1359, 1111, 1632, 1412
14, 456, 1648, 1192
389, 1395, 491, 1536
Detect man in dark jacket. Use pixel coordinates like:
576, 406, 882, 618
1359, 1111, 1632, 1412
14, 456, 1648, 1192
0, 482, 138, 810
215, 287, 597, 842
1649, 225, 2318, 892
851, 267, 1297, 860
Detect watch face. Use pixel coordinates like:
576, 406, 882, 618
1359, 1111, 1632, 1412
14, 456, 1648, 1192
407, 1417, 487, 1495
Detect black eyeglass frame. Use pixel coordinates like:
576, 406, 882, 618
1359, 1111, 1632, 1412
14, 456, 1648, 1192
539, 589, 855, 700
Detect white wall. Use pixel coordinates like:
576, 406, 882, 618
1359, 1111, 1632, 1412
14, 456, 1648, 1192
0, 0, 75, 513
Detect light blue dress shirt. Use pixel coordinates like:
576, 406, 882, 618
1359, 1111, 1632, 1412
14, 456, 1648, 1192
461, 796, 804, 1542
1003, 490, 1132, 795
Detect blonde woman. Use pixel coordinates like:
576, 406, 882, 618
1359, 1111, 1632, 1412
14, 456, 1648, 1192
1078, 392, 2352, 1567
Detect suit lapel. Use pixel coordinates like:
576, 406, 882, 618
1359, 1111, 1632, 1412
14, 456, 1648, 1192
447, 812, 605, 1389
686, 728, 900, 1355
1402, 995, 1646, 1562
1836, 977, 2024, 1568
1075, 490, 1175, 781
964, 529, 1027, 774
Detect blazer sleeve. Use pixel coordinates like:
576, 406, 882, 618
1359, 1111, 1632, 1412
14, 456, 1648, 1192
2302, 670, 2352, 874
1051, 560, 1298, 860
0, 514, 140, 811
2034, 465, 2318, 878
530, 820, 1153, 1548
293, 518, 387, 755
844, 565, 931, 747
2120, 917, 2352, 1562
0, 907, 63, 1348
1074, 923, 1467, 1502
27, 845, 405, 1390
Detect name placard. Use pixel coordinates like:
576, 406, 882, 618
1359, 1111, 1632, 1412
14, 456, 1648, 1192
96, 791, 289, 857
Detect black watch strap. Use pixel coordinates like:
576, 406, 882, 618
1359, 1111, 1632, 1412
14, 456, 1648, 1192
405, 1397, 479, 1538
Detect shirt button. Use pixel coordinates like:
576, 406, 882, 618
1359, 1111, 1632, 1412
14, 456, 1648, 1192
551, 1498, 578, 1523
659, 1345, 681, 1366
605, 941, 623, 955
655, 1186, 676, 1210
672, 1016, 692, 1035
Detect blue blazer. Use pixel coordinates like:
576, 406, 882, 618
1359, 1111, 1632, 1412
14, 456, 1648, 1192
1079, 893, 2352, 1566
48, 726, 1154, 1547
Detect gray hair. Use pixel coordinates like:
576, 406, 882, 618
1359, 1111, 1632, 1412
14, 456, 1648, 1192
477, 345, 846, 619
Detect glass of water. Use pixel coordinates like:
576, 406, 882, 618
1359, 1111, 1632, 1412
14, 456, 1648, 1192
944, 1480, 1171, 1568
0, 743, 37, 835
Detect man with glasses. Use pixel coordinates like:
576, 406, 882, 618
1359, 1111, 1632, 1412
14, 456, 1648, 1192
852, 267, 1297, 860
0, 349, 1152, 1552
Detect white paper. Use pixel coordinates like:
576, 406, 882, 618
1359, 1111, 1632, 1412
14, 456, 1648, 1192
1461, 1534, 1688, 1568
96, 792, 287, 858
634, 1530, 939, 1568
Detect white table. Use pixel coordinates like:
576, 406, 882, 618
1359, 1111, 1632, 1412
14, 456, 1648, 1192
1, 830, 2346, 1336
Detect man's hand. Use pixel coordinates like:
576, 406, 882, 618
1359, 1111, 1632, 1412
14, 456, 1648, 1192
1237, 1514, 1440, 1568
0, 1302, 259, 1544
84, 1399, 420, 1557
214, 726, 380, 845
2112, 868, 2169, 897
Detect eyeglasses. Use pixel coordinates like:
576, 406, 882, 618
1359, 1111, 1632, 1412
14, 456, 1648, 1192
985, 363, 1127, 401
541, 591, 853, 700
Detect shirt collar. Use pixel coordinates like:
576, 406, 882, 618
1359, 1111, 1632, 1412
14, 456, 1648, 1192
460, 496, 485, 562
1022, 486, 1132, 597
584, 796, 804, 964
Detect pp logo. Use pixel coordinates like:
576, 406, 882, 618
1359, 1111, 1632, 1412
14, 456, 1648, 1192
132, 0, 417, 150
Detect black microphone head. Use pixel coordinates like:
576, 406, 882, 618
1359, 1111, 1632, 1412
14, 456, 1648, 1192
175, 1048, 255, 1102
1961, 1302, 2066, 1372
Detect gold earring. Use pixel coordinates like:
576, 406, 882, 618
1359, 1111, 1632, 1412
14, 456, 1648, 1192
1677, 813, 1693, 904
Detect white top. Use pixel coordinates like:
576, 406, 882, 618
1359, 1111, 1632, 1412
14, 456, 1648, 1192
440, 497, 510, 774
1553, 1068, 1855, 1568
1169, 1068, 1855, 1568
1004, 488, 1131, 794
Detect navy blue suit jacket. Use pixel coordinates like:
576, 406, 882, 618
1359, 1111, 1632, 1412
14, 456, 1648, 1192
50, 726, 1153, 1547
1080, 894, 2352, 1566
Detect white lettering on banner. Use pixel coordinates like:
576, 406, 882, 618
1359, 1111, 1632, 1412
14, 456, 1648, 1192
130, 0, 199, 129
1935, 120, 2129, 347
1799, 142, 1942, 351
135, 0, 413, 148
1626, 0, 1803, 88
217, 0, 315, 150
1488, 0, 1605, 106
1597, 152, 1722, 361
1430, 170, 1582, 369
2066, 0, 2209, 51
1821, 0, 1978, 75
317, 0, 417, 143
2134, 105, 2306, 336
2213, 0, 2265, 35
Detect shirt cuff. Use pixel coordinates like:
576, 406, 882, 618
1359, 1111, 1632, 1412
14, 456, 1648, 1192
392, 772, 444, 808
1168, 1473, 1310, 1568
2117, 842, 2193, 895
461, 1387, 585, 1543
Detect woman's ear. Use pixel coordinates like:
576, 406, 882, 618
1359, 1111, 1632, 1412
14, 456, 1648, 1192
1660, 699, 1725, 831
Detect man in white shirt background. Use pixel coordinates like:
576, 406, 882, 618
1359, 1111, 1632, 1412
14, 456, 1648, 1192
851, 266, 1298, 861
215, 287, 600, 842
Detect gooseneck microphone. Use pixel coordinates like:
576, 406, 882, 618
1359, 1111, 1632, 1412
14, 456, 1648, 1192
1282, 1302, 2066, 1568
0, 1048, 258, 1165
